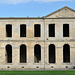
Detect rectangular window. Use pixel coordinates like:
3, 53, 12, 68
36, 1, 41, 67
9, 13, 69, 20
6, 24, 12, 37
34, 24, 41, 37
63, 24, 69, 37
49, 24, 55, 37
20, 24, 26, 37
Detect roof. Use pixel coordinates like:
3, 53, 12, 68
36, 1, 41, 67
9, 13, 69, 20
44, 6, 75, 18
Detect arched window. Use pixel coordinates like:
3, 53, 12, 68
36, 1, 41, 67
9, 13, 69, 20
34, 24, 41, 37
63, 44, 70, 63
63, 24, 69, 37
20, 44, 27, 63
6, 24, 12, 37
49, 24, 55, 37
6, 44, 12, 63
34, 44, 41, 63
20, 24, 26, 37
49, 44, 55, 63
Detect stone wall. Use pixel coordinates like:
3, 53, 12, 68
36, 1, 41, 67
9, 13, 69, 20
0, 18, 74, 70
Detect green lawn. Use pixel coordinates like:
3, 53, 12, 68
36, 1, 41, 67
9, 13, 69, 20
0, 71, 75, 75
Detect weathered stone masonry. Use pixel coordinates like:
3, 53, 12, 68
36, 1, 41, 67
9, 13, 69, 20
0, 6, 75, 70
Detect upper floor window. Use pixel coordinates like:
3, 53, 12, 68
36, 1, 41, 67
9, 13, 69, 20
63, 24, 69, 37
6, 24, 12, 37
49, 24, 55, 37
20, 24, 26, 37
34, 24, 41, 37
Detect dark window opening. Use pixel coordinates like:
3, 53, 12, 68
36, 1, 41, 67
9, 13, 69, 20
6, 24, 12, 37
20, 24, 26, 37
20, 45, 27, 63
6, 45, 12, 63
34, 24, 41, 37
63, 24, 69, 37
63, 44, 70, 63
49, 24, 55, 37
34, 44, 41, 63
49, 44, 55, 63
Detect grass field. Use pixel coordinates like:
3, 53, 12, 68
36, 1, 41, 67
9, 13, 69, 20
0, 71, 75, 75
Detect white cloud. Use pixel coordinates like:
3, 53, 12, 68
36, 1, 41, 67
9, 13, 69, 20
0, 0, 72, 4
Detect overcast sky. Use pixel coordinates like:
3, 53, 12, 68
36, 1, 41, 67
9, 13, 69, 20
0, 0, 74, 17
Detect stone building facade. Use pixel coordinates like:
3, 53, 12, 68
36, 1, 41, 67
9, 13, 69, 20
0, 6, 75, 70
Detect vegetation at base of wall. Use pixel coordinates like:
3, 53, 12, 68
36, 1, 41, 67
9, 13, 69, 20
0, 71, 75, 75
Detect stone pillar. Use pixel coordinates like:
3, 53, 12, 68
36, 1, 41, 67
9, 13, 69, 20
12, 47, 19, 65
56, 47, 63, 65
27, 23, 34, 38
70, 47, 75, 65
45, 43, 48, 64
12, 23, 20, 39
0, 47, 5, 65
27, 47, 34, 63
41, 46, 44, 64
1, 24, 5, 39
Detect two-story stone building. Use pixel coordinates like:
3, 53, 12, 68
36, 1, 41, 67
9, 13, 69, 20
0, 6, 75, 70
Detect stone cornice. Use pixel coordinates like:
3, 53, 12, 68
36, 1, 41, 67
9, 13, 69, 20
0, 17, 75, 19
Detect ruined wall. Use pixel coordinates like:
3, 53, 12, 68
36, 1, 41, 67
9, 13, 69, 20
0, 18, 74, 70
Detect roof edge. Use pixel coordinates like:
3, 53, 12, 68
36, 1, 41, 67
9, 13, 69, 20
0, 17, 75, 19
